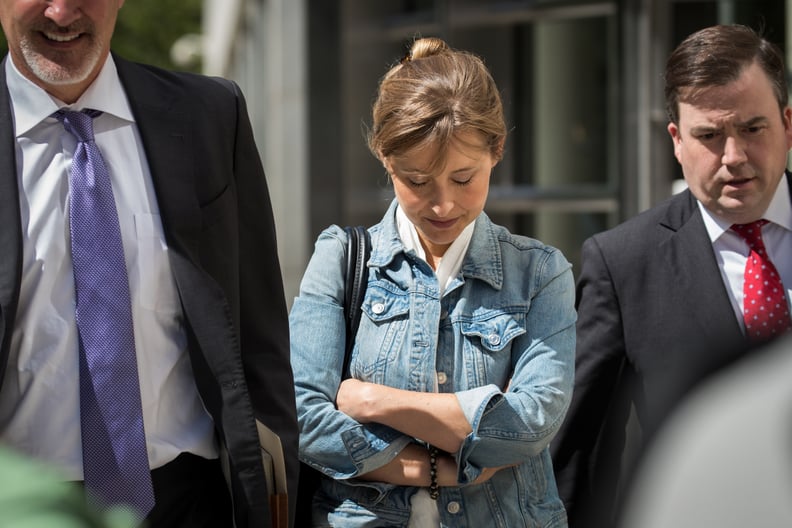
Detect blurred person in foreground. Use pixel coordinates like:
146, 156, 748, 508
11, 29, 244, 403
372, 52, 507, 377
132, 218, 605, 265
618, 333, 792, 528
551, 23, 792, 527
290, 37, 576, 527
0, 1, 298, 527
0, 444, 139, 528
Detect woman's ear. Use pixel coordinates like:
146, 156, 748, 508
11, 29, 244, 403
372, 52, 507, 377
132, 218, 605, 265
380, 154, 393, 174
492, 137, 506, 166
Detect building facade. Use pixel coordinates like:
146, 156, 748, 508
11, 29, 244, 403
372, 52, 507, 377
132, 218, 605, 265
202, 0, 791, 302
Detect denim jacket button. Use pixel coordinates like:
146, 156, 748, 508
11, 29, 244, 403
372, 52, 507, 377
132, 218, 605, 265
436, 371, 448, 385
447, 501, 461, 514
372, 302, 385, 314
487, 333, 501, 346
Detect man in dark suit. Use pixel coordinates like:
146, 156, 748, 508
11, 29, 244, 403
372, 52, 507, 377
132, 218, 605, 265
551, 24, 792, 527
0, 1, 298, 527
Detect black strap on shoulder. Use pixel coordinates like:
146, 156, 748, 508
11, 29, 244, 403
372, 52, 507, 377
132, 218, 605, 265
342, 226, 371, 380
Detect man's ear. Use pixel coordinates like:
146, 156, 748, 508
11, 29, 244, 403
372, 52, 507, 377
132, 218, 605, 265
667, 122, 683, 162
782, 106, 792, 150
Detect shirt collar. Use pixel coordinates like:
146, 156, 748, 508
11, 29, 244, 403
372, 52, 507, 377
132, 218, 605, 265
372, 199, 503, 290
395, 203, 475, 264
699, 172, 792, 242
6, 53, 135, 137
395, 203, 475, 295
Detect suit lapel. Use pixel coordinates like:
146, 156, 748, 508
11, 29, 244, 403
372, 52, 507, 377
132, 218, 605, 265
0, 58, 22, 379
113, 56, 201, 259
660, 191, 744, 345
787, 170, 792, 197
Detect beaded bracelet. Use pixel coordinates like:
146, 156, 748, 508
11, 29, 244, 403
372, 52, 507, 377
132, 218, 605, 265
428, 445, 439, 500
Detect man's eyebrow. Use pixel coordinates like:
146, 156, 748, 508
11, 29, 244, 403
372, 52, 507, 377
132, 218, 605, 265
690, 116, 769, 133
735, 116, 770, 127
689, 124, 720, 133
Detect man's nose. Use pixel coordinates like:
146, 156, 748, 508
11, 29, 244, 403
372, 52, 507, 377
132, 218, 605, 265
44, 0, 83, 28
721, 135, 748, 166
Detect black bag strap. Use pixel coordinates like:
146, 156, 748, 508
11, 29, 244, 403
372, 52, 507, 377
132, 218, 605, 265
342, 226, 370, 380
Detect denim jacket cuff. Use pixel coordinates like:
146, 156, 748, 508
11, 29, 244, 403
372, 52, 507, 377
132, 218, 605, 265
454, 385, 503, 483
456, 384, 503, 431
335, 424, 413, 478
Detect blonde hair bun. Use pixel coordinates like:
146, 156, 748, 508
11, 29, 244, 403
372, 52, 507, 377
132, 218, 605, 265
408, 37, 450, 61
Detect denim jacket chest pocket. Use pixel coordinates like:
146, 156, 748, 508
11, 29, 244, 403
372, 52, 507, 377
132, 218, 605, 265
457, 309, 527, 387
353, 283, 411, 377
460, 310, 527, 352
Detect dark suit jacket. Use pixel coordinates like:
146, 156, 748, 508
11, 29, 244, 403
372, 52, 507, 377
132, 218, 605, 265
0, 55, 298, 528
550, 180, 791, 527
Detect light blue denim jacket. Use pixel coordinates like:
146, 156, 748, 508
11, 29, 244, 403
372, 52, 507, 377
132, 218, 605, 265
290, 200, 575, 527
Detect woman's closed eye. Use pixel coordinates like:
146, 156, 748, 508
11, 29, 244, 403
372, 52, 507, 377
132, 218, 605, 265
453, 177, 473, 186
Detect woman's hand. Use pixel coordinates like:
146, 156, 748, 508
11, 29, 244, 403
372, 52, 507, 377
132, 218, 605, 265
356, 443, 442, 485
356, 443, 513, 488
336, 378, 375, 422
436, 453, 513, 487
468, 464, 515, 485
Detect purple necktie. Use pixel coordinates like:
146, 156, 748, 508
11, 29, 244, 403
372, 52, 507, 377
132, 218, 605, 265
55, 109, 155, 520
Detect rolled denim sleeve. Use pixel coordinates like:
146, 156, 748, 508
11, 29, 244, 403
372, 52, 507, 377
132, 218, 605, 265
454, 249, 576, 484
290, 226, 412, 479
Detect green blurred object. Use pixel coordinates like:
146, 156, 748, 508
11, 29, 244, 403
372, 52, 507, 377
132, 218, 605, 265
0, 0, 203, 72
0, 446, 141, 528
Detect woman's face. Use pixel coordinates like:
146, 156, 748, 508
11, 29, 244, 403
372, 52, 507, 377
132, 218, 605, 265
383, 131, 498, 261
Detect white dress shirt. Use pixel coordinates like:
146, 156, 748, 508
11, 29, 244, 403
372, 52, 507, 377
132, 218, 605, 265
700, 173, 792, 334
0, 55, 216, 479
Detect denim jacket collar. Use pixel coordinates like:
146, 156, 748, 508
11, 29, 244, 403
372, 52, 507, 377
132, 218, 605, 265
369, 199, 504, 291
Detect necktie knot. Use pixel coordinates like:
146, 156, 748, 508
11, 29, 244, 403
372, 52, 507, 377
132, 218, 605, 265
54, 109, 103, 143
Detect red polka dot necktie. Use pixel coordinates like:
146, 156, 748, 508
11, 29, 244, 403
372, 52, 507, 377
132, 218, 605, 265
55, 109, 155, 520
731, 220, 791, 343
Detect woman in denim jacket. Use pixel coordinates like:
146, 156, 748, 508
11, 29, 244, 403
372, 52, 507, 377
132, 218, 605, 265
290, 37, 576, 527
